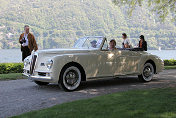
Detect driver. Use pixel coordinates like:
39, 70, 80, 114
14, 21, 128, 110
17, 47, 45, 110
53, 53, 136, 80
90, 40, 97, 48
109, 39, 117, 51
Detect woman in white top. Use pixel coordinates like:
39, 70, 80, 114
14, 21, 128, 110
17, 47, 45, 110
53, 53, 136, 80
122, 33, 130, 48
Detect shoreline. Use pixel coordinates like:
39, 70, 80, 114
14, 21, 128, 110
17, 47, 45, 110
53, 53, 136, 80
0, 49, 176, 63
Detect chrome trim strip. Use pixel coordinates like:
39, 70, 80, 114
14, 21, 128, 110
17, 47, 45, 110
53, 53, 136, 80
34, 70, 52, 73
24, 69, 52, 74
87, 73, 140, 80
30, 76, 52, 79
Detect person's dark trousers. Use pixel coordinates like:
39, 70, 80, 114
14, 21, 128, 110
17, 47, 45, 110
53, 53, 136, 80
22, 46, 31, 61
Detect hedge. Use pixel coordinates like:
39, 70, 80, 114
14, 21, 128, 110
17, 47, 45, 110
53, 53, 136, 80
0, 59, 176, 74
0, 63, 24, 74
164, 59, 176, 66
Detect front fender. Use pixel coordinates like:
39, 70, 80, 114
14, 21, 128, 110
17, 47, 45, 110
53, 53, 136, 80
51, 55, 74, 83
51, 52, 100, 82
138, 55, 163, 74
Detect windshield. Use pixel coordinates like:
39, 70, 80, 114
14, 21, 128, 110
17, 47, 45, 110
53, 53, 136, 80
73, 37, 104, 49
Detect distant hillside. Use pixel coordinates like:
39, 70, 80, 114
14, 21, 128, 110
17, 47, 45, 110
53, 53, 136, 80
0, 0, 176, 50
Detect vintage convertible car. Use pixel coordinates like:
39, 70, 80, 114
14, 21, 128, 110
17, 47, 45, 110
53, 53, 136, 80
23, 36, 164, 91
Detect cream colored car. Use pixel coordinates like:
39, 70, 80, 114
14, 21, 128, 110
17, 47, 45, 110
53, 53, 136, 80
23, 36, 164, 91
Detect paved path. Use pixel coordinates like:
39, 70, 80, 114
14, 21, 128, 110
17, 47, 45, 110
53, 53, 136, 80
0, 70, 176, 117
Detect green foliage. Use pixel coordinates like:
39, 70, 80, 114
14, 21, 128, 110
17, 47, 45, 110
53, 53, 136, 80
164, 59, 176, 66
112, 0, 176, 21
12, 88, 176, 118
0, 63, 24, 74
0, 0, 176, 50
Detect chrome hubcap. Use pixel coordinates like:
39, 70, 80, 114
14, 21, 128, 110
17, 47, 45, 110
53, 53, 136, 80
65, 70, 79, 86
142, 63, 154, 81
63, 66, 81, 90
143, 66, 152, 77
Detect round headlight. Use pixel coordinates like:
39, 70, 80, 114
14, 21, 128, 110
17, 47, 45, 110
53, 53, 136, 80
24, 58, 30, 67
46, 59, 53, 70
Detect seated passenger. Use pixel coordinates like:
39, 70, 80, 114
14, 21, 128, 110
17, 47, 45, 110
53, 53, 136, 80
122, 33, 131, 48
90, 40, 97, 48
138, 35, 147, 51
109, 39, 117, 51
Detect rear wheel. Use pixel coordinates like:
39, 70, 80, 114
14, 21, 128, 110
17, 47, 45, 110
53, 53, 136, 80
138, 63, 154, 82
59, 66, 81, 91
34, 81, 49, 85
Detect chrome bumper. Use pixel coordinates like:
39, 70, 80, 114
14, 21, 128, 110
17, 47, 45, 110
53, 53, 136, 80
23, 73, 53, 83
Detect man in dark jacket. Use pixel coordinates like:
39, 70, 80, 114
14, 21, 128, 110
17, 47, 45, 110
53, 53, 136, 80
138, 35, 147, 51
19, 25, 38, 61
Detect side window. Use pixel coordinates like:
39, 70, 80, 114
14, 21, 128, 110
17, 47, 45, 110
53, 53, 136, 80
102, 39, 108, 50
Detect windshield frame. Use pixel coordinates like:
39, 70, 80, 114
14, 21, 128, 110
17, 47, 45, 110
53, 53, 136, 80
73, 36, 106, 50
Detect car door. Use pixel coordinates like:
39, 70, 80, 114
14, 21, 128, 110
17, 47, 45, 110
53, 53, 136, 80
97, 50, 116, 77
96, 39, 117, 77
114, 50, 141, 75
128, 51, 141, 74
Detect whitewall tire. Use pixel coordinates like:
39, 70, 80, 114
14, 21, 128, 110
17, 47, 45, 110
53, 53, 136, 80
59, 66, 81, 91
138, 63, 154, 82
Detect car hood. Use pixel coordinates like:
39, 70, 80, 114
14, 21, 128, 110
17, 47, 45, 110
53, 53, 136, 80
36, 48, 96, 55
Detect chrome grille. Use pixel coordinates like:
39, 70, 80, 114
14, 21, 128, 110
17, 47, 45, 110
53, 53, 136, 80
29, 55, 37, 75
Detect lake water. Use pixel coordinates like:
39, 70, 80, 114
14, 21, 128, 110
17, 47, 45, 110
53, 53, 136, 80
0, 49, 175, 63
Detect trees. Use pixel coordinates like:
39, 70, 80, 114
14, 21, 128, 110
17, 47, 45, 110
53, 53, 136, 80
112, 0, 176, 21
0, 0, 176, 50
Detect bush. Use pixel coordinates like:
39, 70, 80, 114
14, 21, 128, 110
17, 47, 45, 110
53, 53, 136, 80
0, 63, 24, 74
164, 59, 176, 66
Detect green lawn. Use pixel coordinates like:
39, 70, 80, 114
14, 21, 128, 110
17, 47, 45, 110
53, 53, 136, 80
0, 73, 24, 81
12, 88, 176, 118
164, 66, 176, 70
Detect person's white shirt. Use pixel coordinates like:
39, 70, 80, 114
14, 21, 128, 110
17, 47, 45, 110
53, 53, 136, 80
22, 33, 29, 47
124, 38, 130, 45
122, 38, 130, 48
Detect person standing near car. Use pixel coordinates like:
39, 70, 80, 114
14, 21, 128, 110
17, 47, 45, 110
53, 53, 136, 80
19, 25, 38, 61
122, 33, 130, 48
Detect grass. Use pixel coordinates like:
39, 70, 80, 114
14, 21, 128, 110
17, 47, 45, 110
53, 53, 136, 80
0, 73, 24, 81
12, 87, 176, 118
164, 66, 176, 70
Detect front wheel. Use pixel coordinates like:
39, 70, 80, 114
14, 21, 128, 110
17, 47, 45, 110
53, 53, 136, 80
59, 66, 82, 91
138, 63, 154, 82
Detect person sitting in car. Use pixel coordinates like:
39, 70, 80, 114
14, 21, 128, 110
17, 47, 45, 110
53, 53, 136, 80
138, 35, 147, 51
109, 39, 117, 51
122, 33, 131, 48
90, 40, 97, 48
